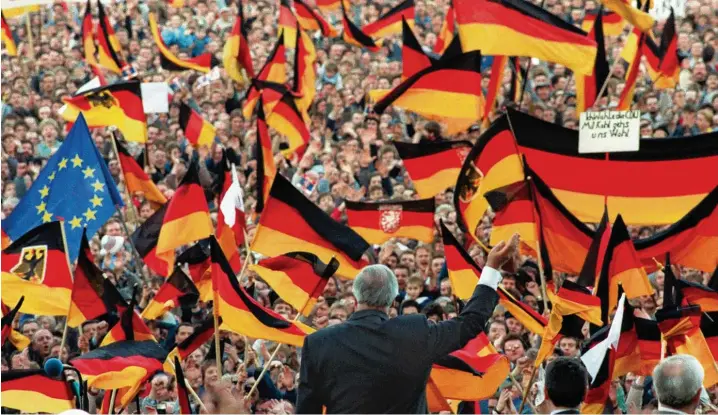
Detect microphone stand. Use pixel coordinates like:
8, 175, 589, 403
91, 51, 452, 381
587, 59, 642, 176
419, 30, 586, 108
60, 364, 87, 411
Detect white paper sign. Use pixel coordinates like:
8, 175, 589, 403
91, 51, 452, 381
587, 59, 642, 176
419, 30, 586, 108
650, 0, 686, 20
579, 110, 641, 154
141, 83, 170, 114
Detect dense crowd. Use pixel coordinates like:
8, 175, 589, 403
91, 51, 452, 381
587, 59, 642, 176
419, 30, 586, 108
2, 0, 718, 413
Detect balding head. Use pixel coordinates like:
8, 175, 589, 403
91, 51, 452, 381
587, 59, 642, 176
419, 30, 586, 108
653, 354, 704, 412
353, 265, 399, 311
32, 329, 53, 358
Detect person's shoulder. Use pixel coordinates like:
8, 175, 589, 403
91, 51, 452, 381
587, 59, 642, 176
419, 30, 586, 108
306, 322, 347, 342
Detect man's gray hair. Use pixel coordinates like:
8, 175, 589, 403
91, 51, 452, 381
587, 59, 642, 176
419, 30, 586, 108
653, 354, 705, 409
352, 265, 399, 308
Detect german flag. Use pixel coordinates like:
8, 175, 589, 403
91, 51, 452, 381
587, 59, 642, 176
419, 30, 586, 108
149, 13, 217, 73
402, 18, 434, 79
433, 1, 454, 55
576, 10, 609, 114
279, 0, 298, 47
498, 286, 547, 335
602, 215, 654, 308
577, 208, 610, 288
1, 297, 23, 344
68, 230, 126, 327
363, 0, 415, 40
96, 1, 125, 74
255, 97, 276, 213
581, 337, 615, 414
132, 204, 171, 277
101, 296, 156, 346
429, 333, 511, 402
454, 116, 524, 244
251, 174, 370, 279
441, 220, 480, 300
241, 34, 287, 119
394, 140, 471, 199
601, 0, 654, 33
1, 369, 75, 413
295, 0, 338, 37
81, 1, 97, 65
618, 33, 644, 110
632, 316, 662, 376
1, 222, 73, 316
155, 161, 213, 274
179, 103, 215, 147
656, 305, 718, 387
72, 340, 168, 390
166, 315, 216, 365
454, 0, 597, 75
250, 252, 339, 316
172, 356, 192, 414
677, 280, 718, 313
536, 281, 602, 366
216, 149, 245, 273
293, 24, 318, 116
115, 138, 166, 208
508, 56, 523, 102
634, 185, 718, 273
582, 9, 625, 36
341, 1, 381, 52
644, 10, 678, 89
316, 0, 341, 12
372, 50, 484, 135
211, 237, 314, 346
345, 199, 435, 244
491, 109, 718, 224
266, 91, 311, 156
141, 268, 198, 320
1, 12, 17, 56
485, 180, 537, 255
484, 55, 509, 124
223, 0, 254, 84
176, 240, 212, 302
702, 312, 718, 364
61, 81, 147, 143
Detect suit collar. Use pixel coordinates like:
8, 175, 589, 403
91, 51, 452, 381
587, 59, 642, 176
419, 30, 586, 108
348, 309, 389, 322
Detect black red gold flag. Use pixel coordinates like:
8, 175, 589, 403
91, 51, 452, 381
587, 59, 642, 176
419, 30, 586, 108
294, 0, 338, 37
485, 179, 537, 255
600, 0, 653, 33
643, 10, 678, 89
211, 237, 314, 346
72, 340, 168, 390
1, 296, 23, 344
1, 12, 17, 56
132, 203, 171, 277
483, 55, 508, 124
394, 140, 471, 198
576, 10, 609, 114
581, 337, 614, 414
293, 24, 318, 116
316, 0, 341, 12
173, 356, 193, 414
223, 0, 254, 84
242, 34, 288, 119
141, 268, 199, 320
115, 137, 166, 208
255, 97, 277, 214
432, 1, 454, 55
341, 1, 381, 52
155, 161, 213, 274
1, 221, 73, 316
577, 208, 610, 288
101, 295, 156, 346
149, 13, 218, 73
498, 286, 547, 335
279, 0, 299, 47
1, 369, 75, 413
677, 279, 718, 312
166, 314, 217, 366
179, 103, 216, 147
345, 198, 435, 244
402, 18, 434, 79
618, 33, 644, 110
96, 1, 126, 74
454, 0, 597, 74
363, 0, 414, 40
61, 81, 147, 142
581, 9, 625, 36
251, 174, 370, 279
265, 92, 311, 156
176, 240, 212, 302
250, 252, 339, 316
440, 220, 480, 300
216, 148, 245, 273
80, 2, 95, 64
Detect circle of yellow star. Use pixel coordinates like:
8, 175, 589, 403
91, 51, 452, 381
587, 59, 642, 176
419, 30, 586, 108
83, 208, 97, 222
69, 216, 83, 229
90, 194, 103, 207
58, 158, 68, 170
92, 180, 104, 193
71, 154, 83, 168
42, 211, 53, 223
36, 202, 46, 214
39, 185, 50, 198
83, 166, 95, 179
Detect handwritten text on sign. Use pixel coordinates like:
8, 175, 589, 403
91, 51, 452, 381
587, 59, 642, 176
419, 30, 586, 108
578, 110, 641, 154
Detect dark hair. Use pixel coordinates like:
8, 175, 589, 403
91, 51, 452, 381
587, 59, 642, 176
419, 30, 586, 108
545, 357, 589, 408
400, 300, 420, 314
500, 333, 527, 351
422, 302, 444, 320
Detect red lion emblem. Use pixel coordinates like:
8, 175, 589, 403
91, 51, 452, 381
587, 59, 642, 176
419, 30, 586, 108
379, 205, 403, 234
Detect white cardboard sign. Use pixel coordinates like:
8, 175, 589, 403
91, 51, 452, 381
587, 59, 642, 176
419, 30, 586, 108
140, 83, 170, 114
579, 110, 641, 154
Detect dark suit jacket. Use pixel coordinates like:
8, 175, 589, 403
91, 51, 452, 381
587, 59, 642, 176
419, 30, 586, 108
296, 284, 498, 414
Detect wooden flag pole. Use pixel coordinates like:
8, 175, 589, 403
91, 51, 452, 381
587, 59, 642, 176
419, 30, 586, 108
517, 365, 538, 414
509, 373, 537, 413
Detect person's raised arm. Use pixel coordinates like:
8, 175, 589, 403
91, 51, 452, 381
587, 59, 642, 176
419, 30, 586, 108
427, 234, 521, 360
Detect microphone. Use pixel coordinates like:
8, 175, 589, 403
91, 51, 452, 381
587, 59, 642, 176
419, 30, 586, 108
44, 358, 64, 377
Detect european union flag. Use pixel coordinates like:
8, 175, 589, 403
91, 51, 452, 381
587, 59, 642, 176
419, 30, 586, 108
3, 115, 123, 261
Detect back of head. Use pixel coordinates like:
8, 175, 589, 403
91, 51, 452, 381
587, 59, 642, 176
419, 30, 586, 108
545, 357, 588, 409
353, 265, 399, 309
653, 354, 704, 411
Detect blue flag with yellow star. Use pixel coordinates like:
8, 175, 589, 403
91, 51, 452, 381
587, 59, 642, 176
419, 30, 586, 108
2, 115, 123, 261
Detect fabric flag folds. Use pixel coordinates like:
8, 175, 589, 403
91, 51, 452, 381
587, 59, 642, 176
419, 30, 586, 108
223, 0, 254, 84
363, 0, 415, 40
393, 140, 471, 199
141, 268, 199, 320
179, 103, 216, 147
114, 137, 167, 208
345, 198, 435, 244
149, 13, 218, 73
1, 369, 75, 413
2, 12, 17, 56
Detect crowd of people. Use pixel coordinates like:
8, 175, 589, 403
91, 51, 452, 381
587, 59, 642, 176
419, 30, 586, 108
2, 0, 718, 412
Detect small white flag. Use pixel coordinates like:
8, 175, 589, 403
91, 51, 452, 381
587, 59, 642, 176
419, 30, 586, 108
220, 163, 245, 227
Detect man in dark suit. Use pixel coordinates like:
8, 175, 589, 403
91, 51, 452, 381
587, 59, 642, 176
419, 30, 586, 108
296, 234, 520, 414
543, 357, 589, 414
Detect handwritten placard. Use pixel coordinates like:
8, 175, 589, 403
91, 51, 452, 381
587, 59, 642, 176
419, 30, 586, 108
579, 110, 641, 154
